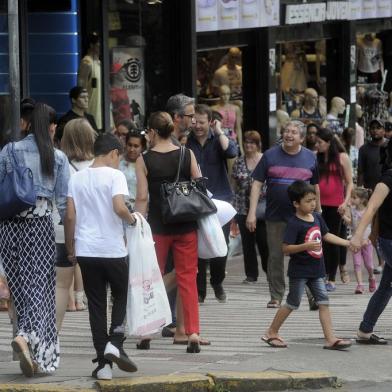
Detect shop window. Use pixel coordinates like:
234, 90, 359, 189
108, 0, 165, 129
197, 47, 243, 151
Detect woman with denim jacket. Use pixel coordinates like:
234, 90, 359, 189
0, 103, 70, 376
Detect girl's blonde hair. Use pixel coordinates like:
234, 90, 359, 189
352, 187, 371, 206
61, 118, 97, 161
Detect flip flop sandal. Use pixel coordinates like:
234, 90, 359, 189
323, 339, 352, 351
267, 300, 281, 308
356, 334, 388, 345
261, 336, 287, 348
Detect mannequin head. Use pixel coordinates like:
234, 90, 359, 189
87, 32, 100, 57
219, 85, 231, 104
303, 88, 319, 109
330, 97, 346, 115
355, 104, 363, 119
69, 86, 89, 113
276, 109, 290, 136
227, 47, 241, 69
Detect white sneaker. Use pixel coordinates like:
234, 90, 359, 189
97, 364, 112, 380
104, 342, 137, 373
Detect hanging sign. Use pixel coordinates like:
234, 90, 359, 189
218, 0, 240, 30
326, 1, 350, 19
362, 0, 377, 18
240, 0, 260, 28
196, 0, 218, 32
349, 0, 362, 19
260, 0, 280, 26
285, 3, 326, 24
377, 0, 391, 17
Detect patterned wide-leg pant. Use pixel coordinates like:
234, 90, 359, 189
0, 216, 60, 372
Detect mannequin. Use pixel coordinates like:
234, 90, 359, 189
291, 88, 323, 122
211, 47, 242, 98
78, 32, 102, 129
212, 85, 242, 151
355, 104, 365, 149
315, 40, 327, 96
357, 33, 384, 84
325, 96, 345, 135
276, 109, 289, 139
280, 42, 308, 93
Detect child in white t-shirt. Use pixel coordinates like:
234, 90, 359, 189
65, 133, 137, 381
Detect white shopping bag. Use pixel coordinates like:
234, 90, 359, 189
126, 214, 172, 337
198, 213, 228, 259
212, 198, 237, 227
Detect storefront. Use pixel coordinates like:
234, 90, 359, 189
1, 0, 392, 148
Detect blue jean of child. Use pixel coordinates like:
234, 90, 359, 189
285, 277, 329, 310
359, 237, 392, 333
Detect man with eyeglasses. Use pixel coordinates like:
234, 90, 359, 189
246, 121, 320, 309
187, 104, 238, 304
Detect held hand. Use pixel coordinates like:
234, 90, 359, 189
246, 213, 256, 232
129, 213, 137, 226
337, 202, 347, 216
349, 234, 362, 253
67, 251, 77, 266
306, 240, 322, 252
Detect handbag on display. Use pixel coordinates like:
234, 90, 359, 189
0, 143, 36, 220
160, 146, 217, 224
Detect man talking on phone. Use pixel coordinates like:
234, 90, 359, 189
187, 104, 238, 303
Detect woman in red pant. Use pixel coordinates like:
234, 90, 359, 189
135, 111, 202, 353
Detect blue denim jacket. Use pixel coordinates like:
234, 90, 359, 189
0, 134, 70, 219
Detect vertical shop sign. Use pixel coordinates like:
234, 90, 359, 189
260, 0, 280, 26
196, 0, 218, 32
349, 0, 362, 19
377, 0, 391, 17
218, 0, 239, 30
111, 47, 145, 128
362, 0, 377, 18
240, 0, 260, 28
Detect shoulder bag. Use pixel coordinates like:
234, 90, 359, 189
0, 143, 36, 220
160, 147, 217, 224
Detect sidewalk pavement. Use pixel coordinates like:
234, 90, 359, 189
0, 254, 391, 391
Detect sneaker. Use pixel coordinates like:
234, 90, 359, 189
212, 285, 227, 303
92, 360, 112, 380
374, 266, 383, 274
325, 282, 336, 292
242, 277, 257, 284
104, 341, 138, 373
355, 284, 365, 294
369, 277, 377, 293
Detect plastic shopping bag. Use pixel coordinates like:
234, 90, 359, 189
126, 214, 172, 337
211, 198, 237, 227
198, 213, 228, 259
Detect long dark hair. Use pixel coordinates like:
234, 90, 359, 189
30, 102, 56, 177
316, 127, 346, 178
341, 127, 355, 155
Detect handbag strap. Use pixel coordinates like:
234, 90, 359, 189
174, 146, 185, 184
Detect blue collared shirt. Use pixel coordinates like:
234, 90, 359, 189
0, 134, 70, 220
187, 130, 238, 202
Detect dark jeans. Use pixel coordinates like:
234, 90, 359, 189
322, 206, 341, 282
197, 221, 230, 298
78, 256, 128, 360
236, 214, 268, 280
359, 238, 392, 333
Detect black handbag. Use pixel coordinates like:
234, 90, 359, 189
160, 147, 217, 224
0, 143, 36, 220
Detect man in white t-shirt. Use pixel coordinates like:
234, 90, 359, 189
65, 133, 137, 380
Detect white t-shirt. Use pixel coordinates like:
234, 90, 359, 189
54, 159, 94, 244
67, 166, 129, 258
